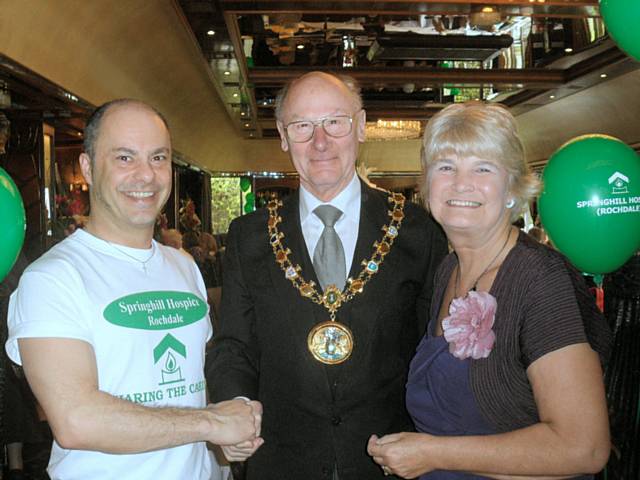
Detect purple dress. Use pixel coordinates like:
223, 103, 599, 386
406, 331, 495, 480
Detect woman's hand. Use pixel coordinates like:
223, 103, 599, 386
367, 432, 435, 478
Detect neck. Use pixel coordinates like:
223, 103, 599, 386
302, 173, 355, 203
453, 224, 515, 294
84, 217, 153, 249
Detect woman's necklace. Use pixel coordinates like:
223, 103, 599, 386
107, 241, 156, 274
455, 227, 513, 298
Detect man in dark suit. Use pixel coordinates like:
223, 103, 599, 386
208, 72, 447, 480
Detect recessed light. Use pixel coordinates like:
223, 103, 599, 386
207, 30, 215, 36
296, 44, 305, 50
564, 47, 573, 53
263, 100, 268, 105
600, 73, 608, 78
481, 6, 494, 13
224, 71, 231, 76
233, 93, 239, 98
77, 132, 82, 137
240, 112, 245, 116
244, 123, 250, 128
549, 95, 555, 99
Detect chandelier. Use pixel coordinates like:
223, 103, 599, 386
365, 120, 422, 141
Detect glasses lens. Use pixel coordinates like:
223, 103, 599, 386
286, 121, 314, 142
323, 116, 352, 137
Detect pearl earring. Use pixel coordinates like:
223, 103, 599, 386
506, 199, 515, 208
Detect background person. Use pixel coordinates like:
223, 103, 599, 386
368, 102, 612, 479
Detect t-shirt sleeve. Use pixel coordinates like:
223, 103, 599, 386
520, 255, 590, 368
6, 265, 93, 365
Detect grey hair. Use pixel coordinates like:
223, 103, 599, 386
274, 72, 363, 122
419, 101, 540, 222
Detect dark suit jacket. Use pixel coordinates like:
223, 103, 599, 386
208, 181, 447, 480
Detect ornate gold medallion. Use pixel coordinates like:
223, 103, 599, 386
307, 320, 354, 365
268, 191, 405, 364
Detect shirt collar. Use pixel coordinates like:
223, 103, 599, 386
299, 173, 361, 223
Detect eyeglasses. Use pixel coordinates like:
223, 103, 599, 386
284, 115, 354, 143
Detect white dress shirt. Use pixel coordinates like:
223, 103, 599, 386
299, 173, 361, 279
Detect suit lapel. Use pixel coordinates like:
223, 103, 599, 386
267, 193, 332, 396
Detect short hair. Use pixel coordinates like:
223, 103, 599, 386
83, 99, 170, 159
161, 228, 182, 249
419, 101, 540, 221
274, 72, 363, 122
199, 232, 218, 253
182, 231, 200, 250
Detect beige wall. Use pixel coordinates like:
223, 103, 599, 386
519, 69, 640, 163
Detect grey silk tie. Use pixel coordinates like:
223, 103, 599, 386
313, 205, 346, 291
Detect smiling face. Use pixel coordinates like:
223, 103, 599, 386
277, 73, 365, 202
79, 103, 172, 246
428, 154, 512, 239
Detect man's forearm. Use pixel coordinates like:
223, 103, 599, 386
56, 391, 208, 453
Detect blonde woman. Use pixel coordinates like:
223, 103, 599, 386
368, 102, 611, 479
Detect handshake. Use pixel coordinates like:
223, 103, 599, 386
206, 398, 264, 462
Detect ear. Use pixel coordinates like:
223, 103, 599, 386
79, 153, 93, 186
356, 109, 366, 143
276, 122, 289, 152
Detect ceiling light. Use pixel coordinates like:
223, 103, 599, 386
549, 95, 555, 99
564, 47, 573, 53
244, 123, 250, 128
481, 6, 495, 13
240, 112, 245, 116
600, 73, 608, 78
207, 30, 215, 36
233, 93, 239, 98
297, 44, 305, 50
224, 71, 231, 76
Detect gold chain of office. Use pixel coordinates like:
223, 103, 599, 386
266, 191, 406, 364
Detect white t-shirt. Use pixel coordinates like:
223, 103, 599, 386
6, 229, 215, 480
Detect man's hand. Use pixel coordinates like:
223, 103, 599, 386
207, 399, 263, 448
211, 399, 264, 462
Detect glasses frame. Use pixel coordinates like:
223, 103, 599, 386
284, 114, 355, 143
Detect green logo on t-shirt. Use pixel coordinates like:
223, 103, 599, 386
104, 291, 207, 330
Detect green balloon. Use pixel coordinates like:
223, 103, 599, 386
539, 135, 640, 274
243, 202, 254, 214
600, 0, 640, 61
0, 167, 26, 282
245, 192, 255, 204
240, 177, 252, 192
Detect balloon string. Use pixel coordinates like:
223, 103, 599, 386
589, 286, 605, 312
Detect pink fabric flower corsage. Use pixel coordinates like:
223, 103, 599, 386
442, 290, 497, 360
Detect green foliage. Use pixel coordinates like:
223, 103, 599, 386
211, 177, 241, 234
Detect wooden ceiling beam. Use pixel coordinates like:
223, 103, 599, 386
248, 66, 566, 88
220, 1, 599, 18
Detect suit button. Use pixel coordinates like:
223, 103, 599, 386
332, 415, 341, 425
